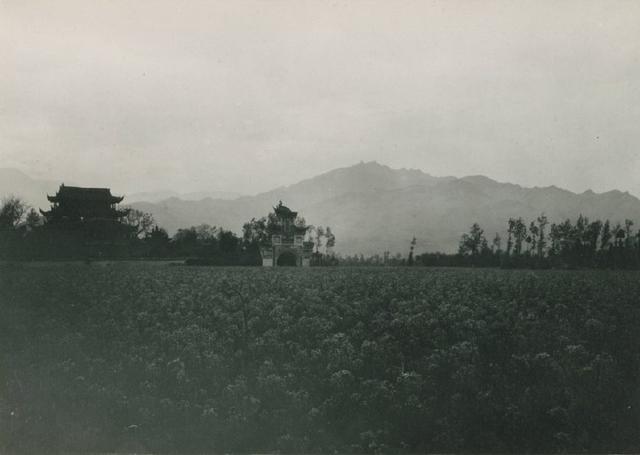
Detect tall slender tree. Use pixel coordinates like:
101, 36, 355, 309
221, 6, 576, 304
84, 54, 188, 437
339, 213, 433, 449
512, 218, 527, 256
536, 214, 549, 257
601, 220, 612, 251
408, 236, 417, 265
492, 233, 502, 254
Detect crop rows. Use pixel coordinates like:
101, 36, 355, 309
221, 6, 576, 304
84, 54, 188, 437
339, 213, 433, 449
1, 265, 639, 452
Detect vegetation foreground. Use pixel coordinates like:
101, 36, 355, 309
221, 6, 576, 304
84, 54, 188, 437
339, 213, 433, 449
1, 265, 639, 453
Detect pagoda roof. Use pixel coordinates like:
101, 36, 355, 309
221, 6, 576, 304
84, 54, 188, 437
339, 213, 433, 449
48, 184, 124, 203
273, 201, 297, 218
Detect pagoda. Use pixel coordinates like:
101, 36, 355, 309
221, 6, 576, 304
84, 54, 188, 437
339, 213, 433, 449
40, 184, 129, 224
39, 184, 133, 256
260, 201, 313, 266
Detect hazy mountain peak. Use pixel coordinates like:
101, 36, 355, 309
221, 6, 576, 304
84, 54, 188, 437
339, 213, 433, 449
0, 168, 61, 209
355, 160, 381, 167
336, 160, 394, 175
461, 175, 500, 185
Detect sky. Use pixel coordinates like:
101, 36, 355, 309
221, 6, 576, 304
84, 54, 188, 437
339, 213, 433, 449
1, 0, 640, 196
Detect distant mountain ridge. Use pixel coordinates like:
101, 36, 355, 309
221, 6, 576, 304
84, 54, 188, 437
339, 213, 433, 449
3, 162, 640, 254
0, 168, 61, 210
126, 190, 244, 203
128, 162, 640, 254
0, 168, 243, 206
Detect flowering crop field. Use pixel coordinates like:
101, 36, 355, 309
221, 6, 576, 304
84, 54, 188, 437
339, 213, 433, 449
1, 264, 640, 453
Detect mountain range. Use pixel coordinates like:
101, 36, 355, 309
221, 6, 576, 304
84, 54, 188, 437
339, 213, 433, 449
125, 190, 243, 204
3, 162, 640, 255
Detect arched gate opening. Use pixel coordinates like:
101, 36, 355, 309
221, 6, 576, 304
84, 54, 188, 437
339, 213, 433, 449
276, 251, 298, 266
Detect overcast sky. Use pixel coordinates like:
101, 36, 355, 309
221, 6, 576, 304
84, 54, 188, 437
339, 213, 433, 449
2, 0, 640, 195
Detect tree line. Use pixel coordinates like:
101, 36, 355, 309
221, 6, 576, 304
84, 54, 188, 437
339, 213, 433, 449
5, 192, 639, 269
416, 214, 640, 269
326, 215, 640, 269
0, 195, 336, 264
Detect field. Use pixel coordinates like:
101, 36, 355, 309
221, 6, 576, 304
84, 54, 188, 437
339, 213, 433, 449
1, 264, 640, 453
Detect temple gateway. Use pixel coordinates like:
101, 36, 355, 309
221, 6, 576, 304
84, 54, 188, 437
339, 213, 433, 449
261, 202, 314, 267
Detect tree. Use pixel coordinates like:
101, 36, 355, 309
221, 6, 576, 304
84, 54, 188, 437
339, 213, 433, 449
407, 237, 417, 265
242, 217, 269, 246
549, 219, 575, 261
536, 214, 549, 257
458, 223, 486, 257
506, 218, 515, 256
613, 223, 625, 248
25, 208, 41, 229
586, 220, 602, 255
172, 227, 200, 256
527, 221, 538, 255
492, 233, 502, 253
512, 218, 527, 256
313, 226, 325, 253
325, 226, 336, 254
146, 226, 170, 257
123, 208, 155, 239
218, 229, 240, 255
0, 196, 27, 229
601, 220, 612, 251
195, 224, 218, 242
624, 219, 634, 249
